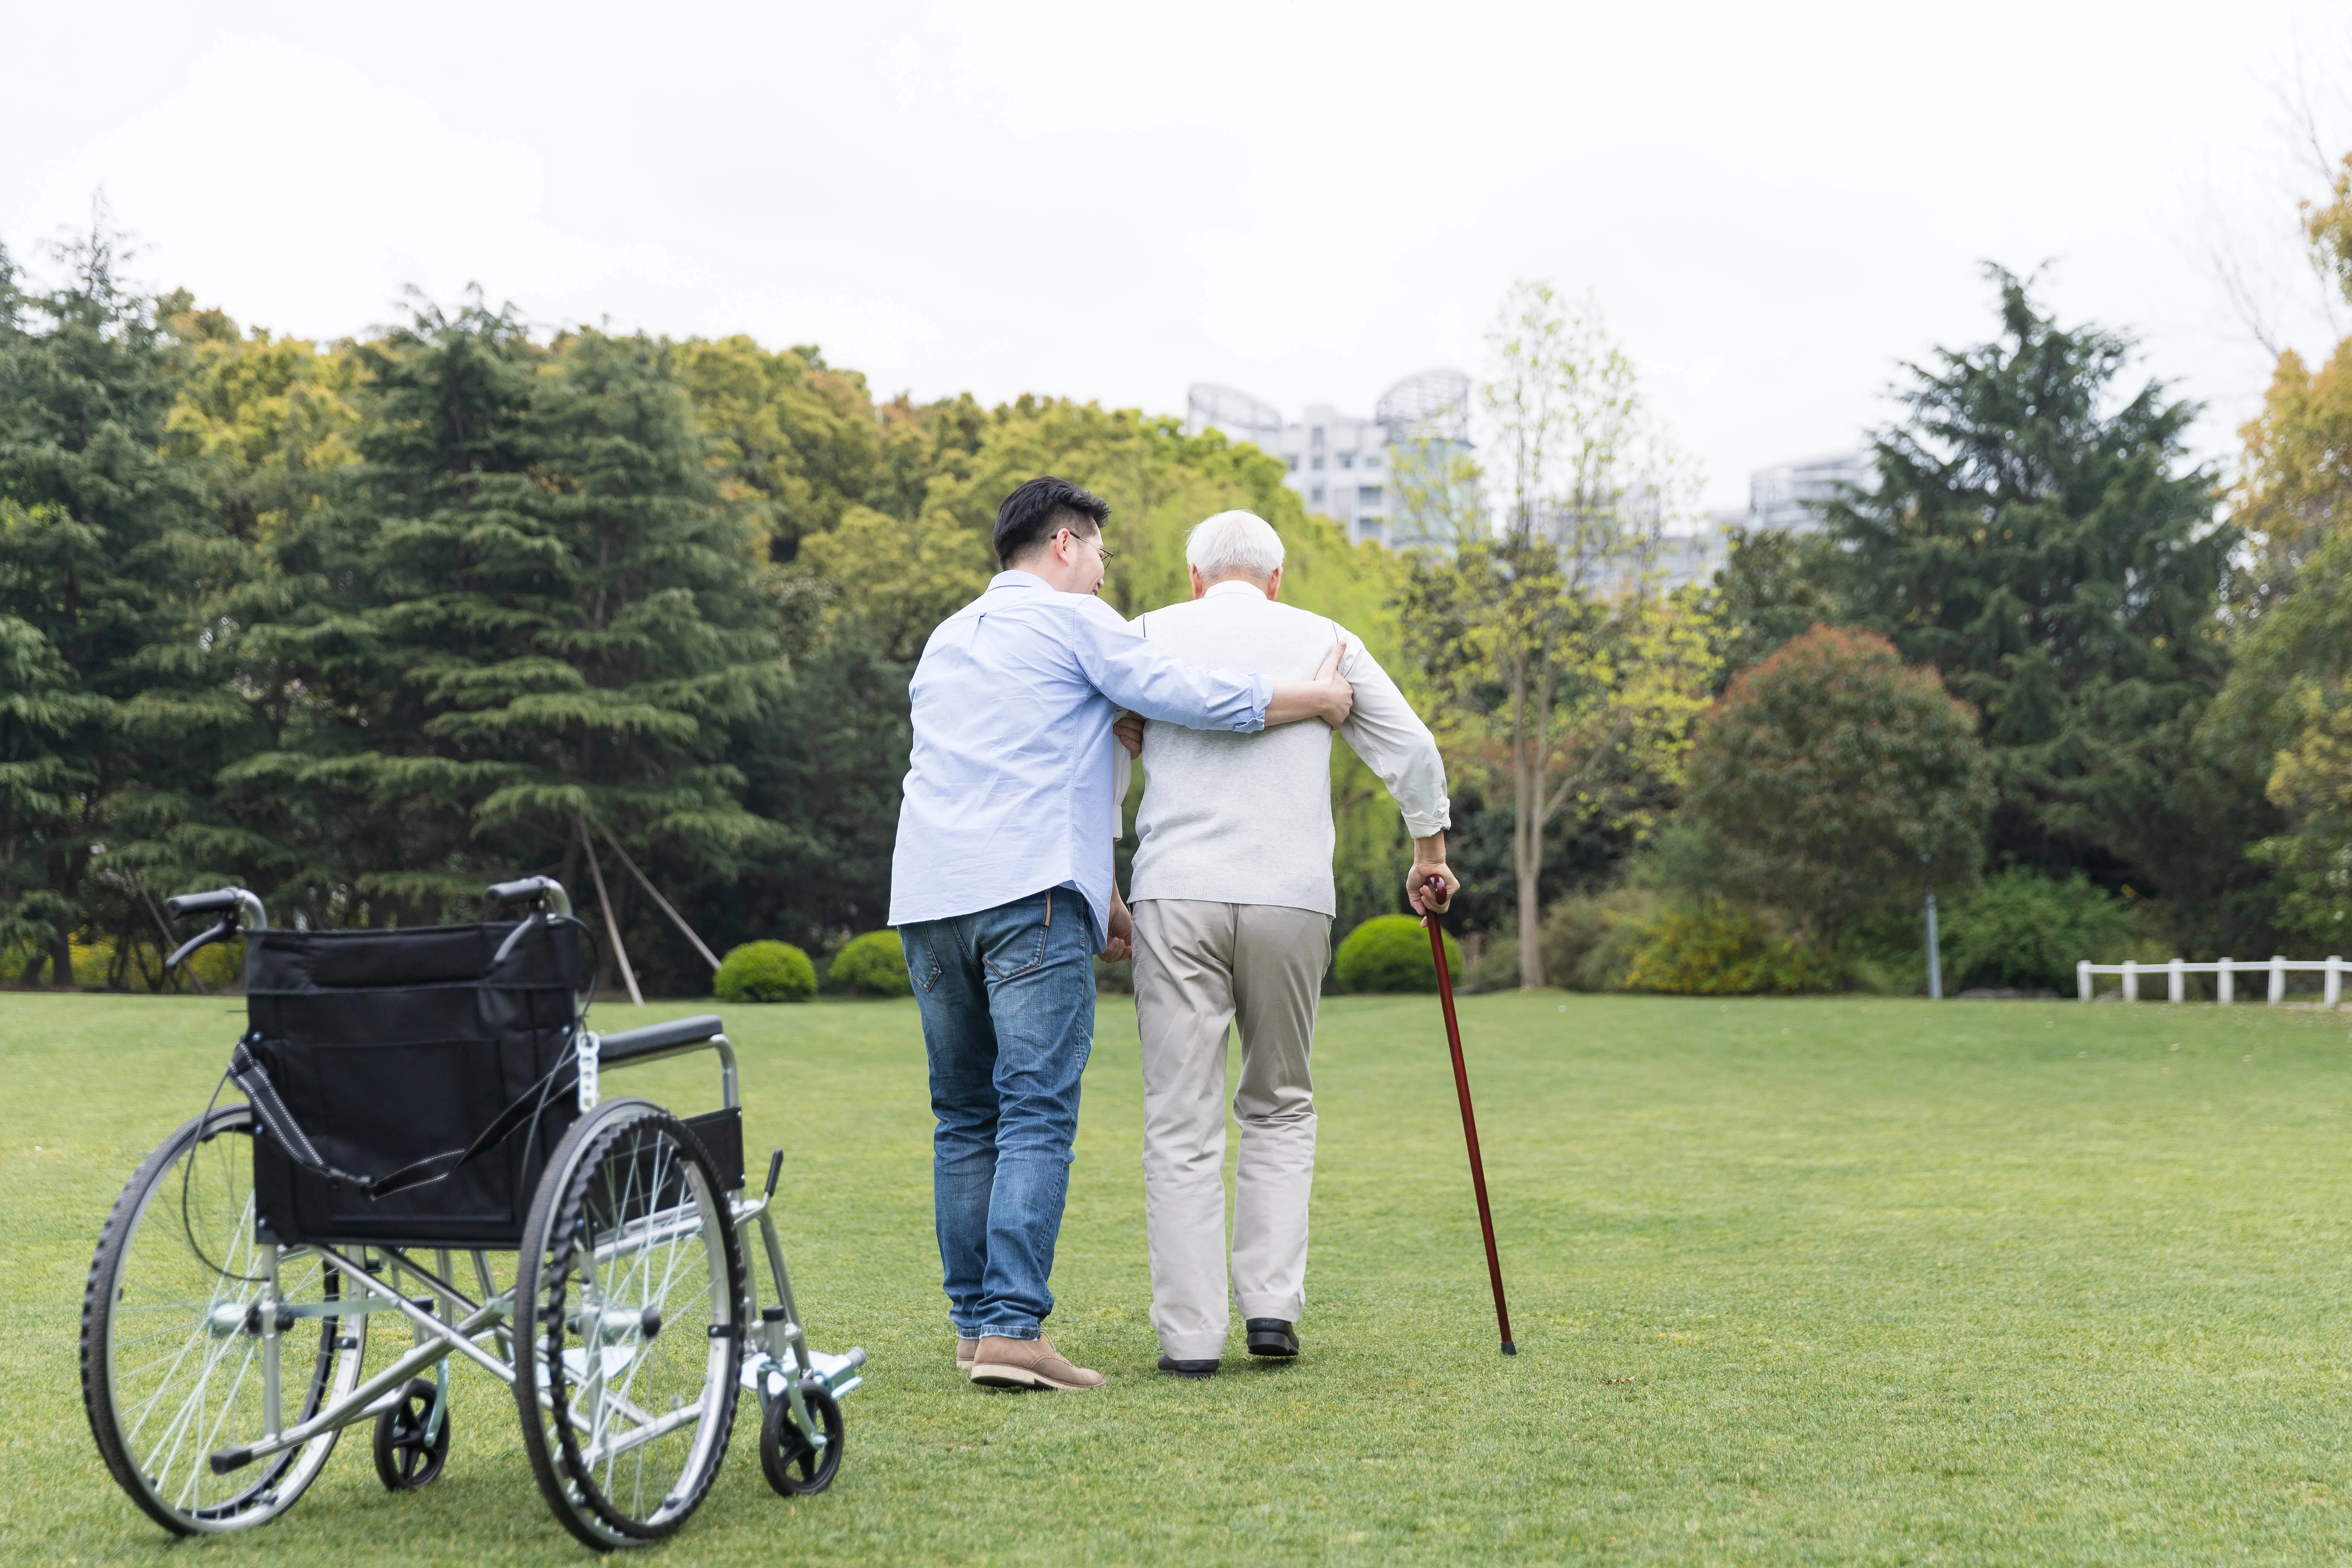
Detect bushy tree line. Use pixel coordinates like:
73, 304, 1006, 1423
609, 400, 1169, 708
1428, 232, 2352, 994
0, 228, 1410, 993
1525, 237, 2352, 994
12, 182, 2350, 998
2207, 156, 2352, 951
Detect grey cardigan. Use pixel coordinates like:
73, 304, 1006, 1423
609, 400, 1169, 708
1119, 581, 1451, 917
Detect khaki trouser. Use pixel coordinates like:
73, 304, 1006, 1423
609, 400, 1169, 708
1131, 899, 1330, 1361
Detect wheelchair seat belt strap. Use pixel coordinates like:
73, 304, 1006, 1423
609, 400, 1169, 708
228, 1035, 578, 1200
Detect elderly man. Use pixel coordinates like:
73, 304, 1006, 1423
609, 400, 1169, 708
1115, 509, 1458, 1378
891, 478, 1356, 1392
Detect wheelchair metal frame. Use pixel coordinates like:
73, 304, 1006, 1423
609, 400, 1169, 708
205, 1023, 862, 1481
96, 877, 861, 1539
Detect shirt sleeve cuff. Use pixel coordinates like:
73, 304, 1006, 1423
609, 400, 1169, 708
1401, 804, 1451, 838
1240, 674, 1272, 732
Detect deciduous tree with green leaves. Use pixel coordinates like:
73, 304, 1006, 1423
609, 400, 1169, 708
1401, 281, 1717, 987
161, 305, 362, 546
2199, 157, 2352, 945
675, 335, 884, 561
1686, 625, 1994, 949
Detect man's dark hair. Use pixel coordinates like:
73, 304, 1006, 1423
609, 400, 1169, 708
993, 476, 1111, 567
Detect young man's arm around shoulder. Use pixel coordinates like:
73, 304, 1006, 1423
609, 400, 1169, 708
1063, 592, 1355, 732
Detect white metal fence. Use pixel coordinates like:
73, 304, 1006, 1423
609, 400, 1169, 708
2076, 957, 2345, 1005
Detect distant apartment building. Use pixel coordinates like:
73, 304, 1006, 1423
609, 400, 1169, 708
1184, 376, 1868, 588
1749, 451, 1871, 533
1652, 452, 1874, 588
1184, 371, 1471, 549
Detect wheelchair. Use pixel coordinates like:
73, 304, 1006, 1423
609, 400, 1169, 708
78, 876, 864, 1550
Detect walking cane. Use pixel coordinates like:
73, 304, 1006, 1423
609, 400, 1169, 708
1423, 879, 1516, 1355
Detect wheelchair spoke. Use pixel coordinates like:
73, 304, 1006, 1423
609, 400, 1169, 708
515, 1099, 744, 1547
83, 1107, 366, 1535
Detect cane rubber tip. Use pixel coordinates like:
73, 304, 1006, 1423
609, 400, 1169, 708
1501, 1340, 1517, 1356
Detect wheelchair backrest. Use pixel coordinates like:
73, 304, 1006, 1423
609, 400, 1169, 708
243, 917, 591, 1248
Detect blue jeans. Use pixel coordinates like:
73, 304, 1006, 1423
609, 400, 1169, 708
899, 889, 1097, 1341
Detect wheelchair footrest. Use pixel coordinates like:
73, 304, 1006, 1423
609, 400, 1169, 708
743, 1346, 866, 1402
808, 1348, 866, 1398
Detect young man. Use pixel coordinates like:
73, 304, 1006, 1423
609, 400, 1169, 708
889, 478, 1357, 1391
1115, 509, 1457, 1378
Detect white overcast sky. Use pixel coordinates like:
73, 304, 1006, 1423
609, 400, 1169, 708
5, 0, 2349, 511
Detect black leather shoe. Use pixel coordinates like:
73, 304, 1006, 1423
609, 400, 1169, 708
1157, 1354, 1219, 1379
1245, 1318, 1298, 1358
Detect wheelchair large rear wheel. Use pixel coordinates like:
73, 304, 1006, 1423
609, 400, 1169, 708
80, 1104, 368, 1534
513, 1098, 747, 1549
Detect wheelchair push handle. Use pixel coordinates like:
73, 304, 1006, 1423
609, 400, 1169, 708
160, 887, 268, 972
485, 876, 574, 919
163, 887, 265, 924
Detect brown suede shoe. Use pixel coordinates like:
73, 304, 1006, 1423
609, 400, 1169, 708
957, 1337, 978, 1369
968, 1335, 1105, 1390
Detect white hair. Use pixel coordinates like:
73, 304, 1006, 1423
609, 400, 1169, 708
1185, 510, 1286, 582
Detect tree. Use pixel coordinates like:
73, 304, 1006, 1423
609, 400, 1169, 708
161, 304, 362, 547
2305, 152, 2352, 313
2201, 166, 2352, 946
804, 395, 1427, 937
2227, 533, 2352, 943
675, 335, 884, 561
0, 228, 234, 985
1824, 267, 2233, 902
215, 301, 784, 936
1400, 281, 1717, 986
1709, 525, 1838, 691
1686, 625, 1994, 948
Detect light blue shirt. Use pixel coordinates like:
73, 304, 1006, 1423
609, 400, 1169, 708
889, 571, 1272, 942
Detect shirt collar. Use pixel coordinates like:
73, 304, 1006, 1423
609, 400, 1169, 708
1201, 579, 1268, 602
989, 570, 1054, 591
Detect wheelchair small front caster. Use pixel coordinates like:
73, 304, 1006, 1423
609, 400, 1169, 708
761, 1385, 844, 1496
373, 1378, 452, 1490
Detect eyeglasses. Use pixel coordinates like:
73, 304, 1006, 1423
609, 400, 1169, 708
1058, 528, 1114, 564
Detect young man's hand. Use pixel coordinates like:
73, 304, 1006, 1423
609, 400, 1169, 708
1102, 890, 1133, 961
1264, 640, 1355, 729
1311, 640, 1354, 728
1114, 711, 1144, 756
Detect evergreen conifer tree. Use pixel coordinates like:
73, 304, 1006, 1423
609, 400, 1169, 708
222, 300, 782, 928
0, 231, 233, 983
1825, 268, 2233, 896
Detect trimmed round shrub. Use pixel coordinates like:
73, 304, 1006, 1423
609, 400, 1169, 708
828, 929, 911, 997
1335, 914, 1464, 993
714, 940, 816, 1003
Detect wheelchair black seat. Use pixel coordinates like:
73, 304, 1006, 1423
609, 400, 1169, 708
241, 917, 588, 1247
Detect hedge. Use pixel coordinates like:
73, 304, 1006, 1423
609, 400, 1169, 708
714, 940, 817, 1003
1335, 914, 1464, 993
1617, 903, 1837, 995
828, 930, 911, 997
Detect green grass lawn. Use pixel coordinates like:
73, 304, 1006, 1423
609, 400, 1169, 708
7, 988, 2352, 1565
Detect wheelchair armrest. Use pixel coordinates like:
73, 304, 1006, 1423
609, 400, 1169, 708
597, 1014, 726, 1066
